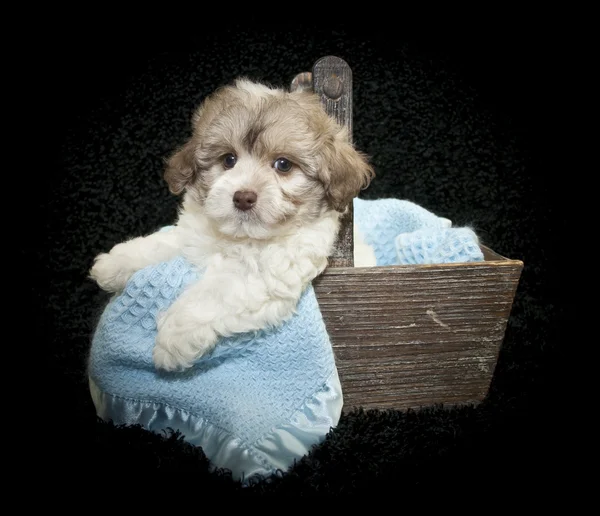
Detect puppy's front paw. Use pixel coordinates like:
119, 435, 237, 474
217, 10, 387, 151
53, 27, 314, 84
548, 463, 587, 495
89, 253, 135, 293
153, 309, 218, 372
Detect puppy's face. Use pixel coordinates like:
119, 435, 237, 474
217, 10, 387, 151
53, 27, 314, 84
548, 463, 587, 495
165, 79, 373, 239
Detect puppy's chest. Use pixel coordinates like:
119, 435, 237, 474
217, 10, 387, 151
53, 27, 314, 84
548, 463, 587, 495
184, 240, 289, 276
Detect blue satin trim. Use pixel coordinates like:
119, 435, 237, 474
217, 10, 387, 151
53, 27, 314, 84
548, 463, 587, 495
89, 368, 343, 482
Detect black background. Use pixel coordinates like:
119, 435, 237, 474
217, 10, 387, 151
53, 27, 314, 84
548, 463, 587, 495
35, 19, 571, 494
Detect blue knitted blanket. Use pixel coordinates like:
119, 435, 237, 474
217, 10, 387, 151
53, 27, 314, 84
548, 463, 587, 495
353, 198, 483, 265
88, 198, 483, 482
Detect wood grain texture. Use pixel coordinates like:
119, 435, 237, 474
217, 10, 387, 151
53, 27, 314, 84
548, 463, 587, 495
313, 56, 354, 268
314, 257, 524, 411
292, 58, 524, 412
313, 56, 353, 140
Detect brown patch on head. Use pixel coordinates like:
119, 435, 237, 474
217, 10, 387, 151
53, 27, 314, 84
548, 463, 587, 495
274, 89, 375, 211
164, 139, 198, 195
242, 121, 266, 153
318, 129, 375, 212
163, 84, 242, 195
164, 77, 374, 210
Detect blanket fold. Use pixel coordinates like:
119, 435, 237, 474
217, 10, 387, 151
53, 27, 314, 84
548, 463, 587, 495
89, 198, 483, 481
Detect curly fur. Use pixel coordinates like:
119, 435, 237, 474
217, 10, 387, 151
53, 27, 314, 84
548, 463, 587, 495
90, 78, 374, 371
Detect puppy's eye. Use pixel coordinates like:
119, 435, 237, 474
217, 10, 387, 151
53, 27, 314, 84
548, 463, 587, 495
223, 153, 237, 169
274, 158, 293, 173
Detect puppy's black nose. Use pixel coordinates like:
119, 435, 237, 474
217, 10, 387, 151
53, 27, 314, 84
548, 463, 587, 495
233, 190, 257, 211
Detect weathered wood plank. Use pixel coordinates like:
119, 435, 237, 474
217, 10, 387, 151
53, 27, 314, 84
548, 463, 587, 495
313, 259, 523, 411
481, 245, 509, 261
313, 56, 353, 140
292, 58, 524, 412
290, 65, 354, 268
312, 56, 354, 268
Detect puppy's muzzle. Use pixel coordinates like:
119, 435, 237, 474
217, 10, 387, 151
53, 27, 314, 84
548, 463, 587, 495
233, 190, 257, 212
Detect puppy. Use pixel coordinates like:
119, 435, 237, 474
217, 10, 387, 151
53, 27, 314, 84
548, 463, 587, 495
90, 78, 374, 371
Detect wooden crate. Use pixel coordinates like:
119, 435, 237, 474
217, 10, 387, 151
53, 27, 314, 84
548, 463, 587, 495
295, 57, 524, 411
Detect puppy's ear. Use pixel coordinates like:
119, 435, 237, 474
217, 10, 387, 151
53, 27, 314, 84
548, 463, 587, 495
164, 139, 198, 195
320, 132, 375, 212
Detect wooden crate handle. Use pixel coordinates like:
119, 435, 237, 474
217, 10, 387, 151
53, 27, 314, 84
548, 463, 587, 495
291, 56, 354, 268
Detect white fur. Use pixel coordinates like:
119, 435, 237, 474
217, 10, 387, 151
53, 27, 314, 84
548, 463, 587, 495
200, 152, 320, 240
90, 192, 340, 371
90, 230, 182, 292
89, 78, 374, 371
234, 78, 281, 99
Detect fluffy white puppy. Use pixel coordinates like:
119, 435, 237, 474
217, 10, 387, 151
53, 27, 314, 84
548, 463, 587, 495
90, 78, 374, 371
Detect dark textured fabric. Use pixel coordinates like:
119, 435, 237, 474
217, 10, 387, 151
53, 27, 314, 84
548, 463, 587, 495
38, 25, 567, 493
